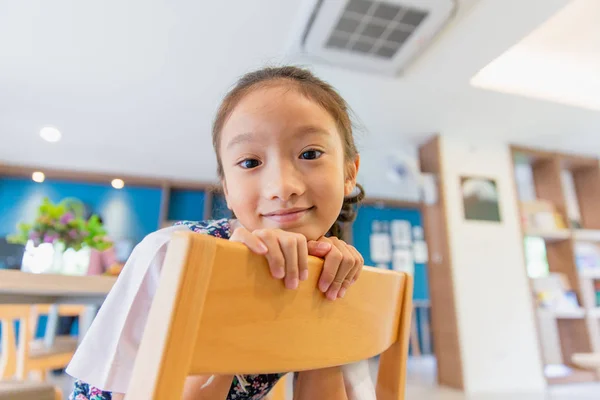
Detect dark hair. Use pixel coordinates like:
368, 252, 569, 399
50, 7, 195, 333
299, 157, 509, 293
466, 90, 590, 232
212, 66, 364, 240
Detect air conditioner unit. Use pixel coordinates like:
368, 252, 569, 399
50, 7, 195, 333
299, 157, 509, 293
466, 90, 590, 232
299, 0, 457, 75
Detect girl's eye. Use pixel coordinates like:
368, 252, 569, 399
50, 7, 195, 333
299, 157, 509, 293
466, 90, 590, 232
300, 149, 323, 160
238, 159, 261, 169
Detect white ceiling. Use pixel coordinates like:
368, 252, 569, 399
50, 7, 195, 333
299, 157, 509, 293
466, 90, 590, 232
471, 0, 600, 112
1, 0, 599, 187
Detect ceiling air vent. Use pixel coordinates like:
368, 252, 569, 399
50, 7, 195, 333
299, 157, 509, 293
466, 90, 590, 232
301, 0, 456, 75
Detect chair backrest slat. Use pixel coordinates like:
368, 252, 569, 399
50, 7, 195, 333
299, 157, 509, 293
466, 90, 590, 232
191, 237, 406, 374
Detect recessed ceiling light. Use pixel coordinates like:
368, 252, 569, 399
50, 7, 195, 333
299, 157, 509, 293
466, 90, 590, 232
40, 127, 62, 142
111, 179, 125, 189
32, 171, 45, 183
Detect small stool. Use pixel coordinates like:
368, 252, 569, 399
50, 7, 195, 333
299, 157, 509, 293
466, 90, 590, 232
0, 381, 61, 400
571, 353, 600, 378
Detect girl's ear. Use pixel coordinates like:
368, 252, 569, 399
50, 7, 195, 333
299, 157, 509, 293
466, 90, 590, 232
344, 155, 360, 196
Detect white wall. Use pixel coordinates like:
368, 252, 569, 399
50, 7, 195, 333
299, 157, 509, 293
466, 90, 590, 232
356, 137, 421, 201
440, 136, 546, 394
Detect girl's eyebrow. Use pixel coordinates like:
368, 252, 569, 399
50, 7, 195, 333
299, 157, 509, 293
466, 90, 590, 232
226, 125, 331, 150
226, 132, 256, 150
294, 125, 331, 137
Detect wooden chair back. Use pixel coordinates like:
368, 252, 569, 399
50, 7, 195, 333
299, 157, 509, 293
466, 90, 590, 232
29, 304, 86, 337
0, 305, 30, 379
0, 305, 80, 381
128, 232, 413, 399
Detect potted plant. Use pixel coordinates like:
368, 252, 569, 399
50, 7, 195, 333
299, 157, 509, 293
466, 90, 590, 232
8, 197, 112, 274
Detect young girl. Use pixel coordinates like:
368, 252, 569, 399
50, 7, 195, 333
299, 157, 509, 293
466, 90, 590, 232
66, 66, 374, 400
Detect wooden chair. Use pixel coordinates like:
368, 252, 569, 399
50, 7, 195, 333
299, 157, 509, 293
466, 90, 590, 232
0, 305, 28, 380
0, 305, 80, 382
126, 231, 413, 400
0, 306, 63, 400
30, 304, 86, 337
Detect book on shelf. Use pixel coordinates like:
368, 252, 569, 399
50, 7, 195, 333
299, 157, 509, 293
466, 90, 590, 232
531, 273, 581, 312
521, 200, 566, 232
575, 242, 600, 269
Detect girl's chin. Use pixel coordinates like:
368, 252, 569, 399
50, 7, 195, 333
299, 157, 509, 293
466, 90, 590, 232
233, 217, 330, 241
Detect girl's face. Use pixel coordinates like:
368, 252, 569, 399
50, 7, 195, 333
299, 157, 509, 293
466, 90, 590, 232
219, 84, 359, 241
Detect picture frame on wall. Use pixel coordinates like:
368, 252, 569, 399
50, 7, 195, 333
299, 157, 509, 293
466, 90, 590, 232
461, 176, 501, 222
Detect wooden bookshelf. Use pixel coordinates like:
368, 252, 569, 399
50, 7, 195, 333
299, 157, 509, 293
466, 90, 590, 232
525, 229, 571, 242
531, 155, 569, 225
573, 229, 600, 242
562, 154, 600, 230
524, 229, 600, 243
567, 154, 600, 364
511, 146, 599, 384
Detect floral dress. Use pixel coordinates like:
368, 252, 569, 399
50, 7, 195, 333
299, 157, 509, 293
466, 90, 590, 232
70, 219, 285, 400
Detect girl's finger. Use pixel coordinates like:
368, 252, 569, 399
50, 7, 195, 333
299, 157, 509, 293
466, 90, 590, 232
297, 235, 309, 282
326, 240, 356, 300
307, 240, 332, 258
253, 230, 285, 279
279, 233, 299, 289
318, 244, 342, 294
229, 228, 268, 255
346, 245, 364, 284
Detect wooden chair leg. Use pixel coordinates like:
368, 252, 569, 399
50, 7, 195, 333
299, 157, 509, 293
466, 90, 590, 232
0, 318, 17, 379
409, 311, 421, 357
16, 311, 32, 381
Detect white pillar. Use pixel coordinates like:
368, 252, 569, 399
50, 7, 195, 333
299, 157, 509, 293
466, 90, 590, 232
439, 136, 546, 394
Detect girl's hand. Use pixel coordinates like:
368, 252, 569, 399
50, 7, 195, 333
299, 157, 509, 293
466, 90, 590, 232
307, 237, 364, 301
230, 226, 327, 290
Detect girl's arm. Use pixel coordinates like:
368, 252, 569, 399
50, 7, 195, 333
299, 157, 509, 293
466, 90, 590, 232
294, 367, 348, 400
111, 375, 234, 400
182, 375, 234, 399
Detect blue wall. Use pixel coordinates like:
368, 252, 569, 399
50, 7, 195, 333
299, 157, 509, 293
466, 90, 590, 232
352, 204, 429, 301
0, 177, 162, 244
167, 189, 205, 222
211, 192, 232, 220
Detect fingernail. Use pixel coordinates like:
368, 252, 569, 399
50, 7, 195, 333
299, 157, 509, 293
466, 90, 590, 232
319, 279, 329, 293
317, 242, 331, 251
273, 268, 285, 279
339, 288, 346, 298
259, 243, 268, 253
286, 278, 299, 290
327, 290, 338, 301
300, 270, 308, 281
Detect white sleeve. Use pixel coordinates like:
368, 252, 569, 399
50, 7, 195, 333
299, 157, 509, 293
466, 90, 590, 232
66, 225, 188, 393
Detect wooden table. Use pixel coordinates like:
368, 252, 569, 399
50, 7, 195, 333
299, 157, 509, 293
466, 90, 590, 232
0, 270, 116, 346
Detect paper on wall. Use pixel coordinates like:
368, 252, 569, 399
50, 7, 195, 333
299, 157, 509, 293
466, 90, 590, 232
392, 248, 414, 275
391, 220, 412, 247
412, 226, 424, 240
413, 240, 428, 263
370, 232, 392, 263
